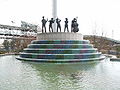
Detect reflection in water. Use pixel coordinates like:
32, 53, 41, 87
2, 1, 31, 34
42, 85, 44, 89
0, 55, 120, 90
24, 61, 99, 90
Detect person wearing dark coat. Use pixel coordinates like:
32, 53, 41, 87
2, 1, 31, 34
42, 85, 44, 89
71, 18, 79, 33
41, 16, 47, 33
56, 18, 61, 32
64, 18, 69, 32
49, 18, 55, 32
71, 18, 77, 32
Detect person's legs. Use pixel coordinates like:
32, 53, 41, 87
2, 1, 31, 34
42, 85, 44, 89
67, 26, 69, 32
57, 26, 58, 32
59, 26, 61, 32
42, 26, 44, 33
49, 25, 51, 32
51, 26, 53, 32
44, 26, 46, 33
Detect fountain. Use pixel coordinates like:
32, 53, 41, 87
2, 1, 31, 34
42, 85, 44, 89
16, 0, 104, 62
16, 32, 105, 63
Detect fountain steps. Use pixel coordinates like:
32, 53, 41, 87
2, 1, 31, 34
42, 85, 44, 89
31, 40, 90, 44
23, 49, 97, 54
28, 44, 93, 49
20, 53, 101, 59
16, 57, 104, 63
24, 48, 98, 50
17, 33, 104, 62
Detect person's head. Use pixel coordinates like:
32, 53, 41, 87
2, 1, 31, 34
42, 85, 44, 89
73, 18, 77, 22
74, 18, 76, 20
51, 18, 53, 20
42, 16, 44, 19
65, 18, 68, 20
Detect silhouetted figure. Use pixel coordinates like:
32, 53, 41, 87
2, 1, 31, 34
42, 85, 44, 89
49, 18, 55, 32
64, 18, 69, 32
71, 18, 77, 32
41, 16, 47, 33
71, 18, 79, 33
56, 18, 61, 32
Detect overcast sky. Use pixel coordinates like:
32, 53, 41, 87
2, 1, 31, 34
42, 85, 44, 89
0, 0, 120, 40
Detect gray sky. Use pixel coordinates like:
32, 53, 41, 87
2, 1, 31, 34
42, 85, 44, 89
0, 0, 120, 40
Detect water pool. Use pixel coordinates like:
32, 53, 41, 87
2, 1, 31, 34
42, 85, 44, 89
0, 55, 120, 90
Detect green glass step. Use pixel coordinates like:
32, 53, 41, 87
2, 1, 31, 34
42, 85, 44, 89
20, 53, 101, 59
28, 44, 93, 49
31, 40, 90, 44
24, 49, 97, 54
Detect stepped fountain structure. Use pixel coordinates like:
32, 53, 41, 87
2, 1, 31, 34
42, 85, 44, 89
16, 32, 104, 63
16, 0, 105, 62
16, 0, 104, 62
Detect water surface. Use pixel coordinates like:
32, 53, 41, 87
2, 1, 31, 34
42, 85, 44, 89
0, 55, 120, 90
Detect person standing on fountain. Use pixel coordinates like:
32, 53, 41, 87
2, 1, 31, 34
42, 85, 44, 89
41, 16, 48, 33
71, 18, 77, 32
56, 18, 61, 32
64, 18, 69, 32
49, 18, 55, 32
71, 18, 79, 33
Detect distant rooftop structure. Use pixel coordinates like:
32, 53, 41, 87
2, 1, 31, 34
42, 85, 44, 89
0, 23, 37, 32
0, 24, 30, 32
0, 24, 37, 39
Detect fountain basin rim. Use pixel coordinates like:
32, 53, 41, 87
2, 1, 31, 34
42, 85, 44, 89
28, 44, 93, 45
16, 56, 105, 63
24, 48, 98, 50
20, 52, 101, 55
